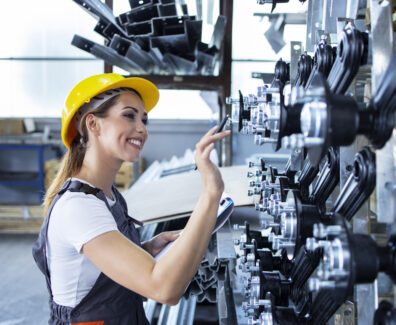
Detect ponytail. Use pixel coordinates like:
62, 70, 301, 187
43, 137, 86, 215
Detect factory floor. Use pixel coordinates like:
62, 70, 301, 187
0, 233, 49, 324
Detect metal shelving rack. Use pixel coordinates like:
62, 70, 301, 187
105, 0, 234, 166
0, 143, 49, 202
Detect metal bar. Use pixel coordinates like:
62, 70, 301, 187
144, 299, 158, 323
137, 75, 226, 90
105, 0, 113, 73
370, 0, 396, 225
157, 304, 171, 325
232, 59, 278, 62
253, 12, 307, 25
0, 57, 99, 61
217, 262, 238, 324
290, 41, 302, 84
219, 0, 233, 167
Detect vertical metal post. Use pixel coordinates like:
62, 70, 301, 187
219, 0, 233, 167
370, 0, 396, 225
290, 41, 302, 84
370, 0, 396, 310
105, 0, 113, 73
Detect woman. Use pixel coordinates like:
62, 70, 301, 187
32, 73, 230, 325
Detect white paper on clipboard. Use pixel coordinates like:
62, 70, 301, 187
154, 193, 234, 261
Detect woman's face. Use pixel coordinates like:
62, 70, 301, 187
93, 91, 148, 164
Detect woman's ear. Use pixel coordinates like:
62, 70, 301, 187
85, 114, 101, 136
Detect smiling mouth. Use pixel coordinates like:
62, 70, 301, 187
127, 138, 143, 149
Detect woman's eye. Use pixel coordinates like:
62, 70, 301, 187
142, 119, 148, 126
124, 113, 135, 120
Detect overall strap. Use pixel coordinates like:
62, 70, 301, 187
112, 185, 144, 227
33, 179, 74, 299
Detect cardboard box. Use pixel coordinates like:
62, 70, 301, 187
0, 119, 25, 136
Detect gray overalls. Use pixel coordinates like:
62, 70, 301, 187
32, 179, 150, 325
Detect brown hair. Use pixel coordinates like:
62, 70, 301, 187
43, 95, 120, 215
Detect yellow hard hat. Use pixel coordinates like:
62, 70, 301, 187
61, 73, 159, 149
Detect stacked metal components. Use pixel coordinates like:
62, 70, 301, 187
184, 239, 228, 303
71, 0, 226, 75
227, 19, 396, 324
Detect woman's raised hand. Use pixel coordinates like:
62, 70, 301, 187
194, 126, 231, 200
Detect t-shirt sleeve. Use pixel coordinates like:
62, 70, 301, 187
53, 193, 119, 253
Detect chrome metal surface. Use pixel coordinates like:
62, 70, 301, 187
371, 0, 396, 225
290, 41, 303, 84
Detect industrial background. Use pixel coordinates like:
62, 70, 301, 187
0, 0, 395, 324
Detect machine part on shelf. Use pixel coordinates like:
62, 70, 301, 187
297, 156, 319, 201
109, 34, 156, 72
72, 0, 227, 76
73, 0, 128, 37
308, 146, 339, 207
331, 147, 376, 221
71, 35, 146, 74
157, 296, 197, 325
283, 50, 396, 165
307, 216, 396, 324
270, 58, 290, 89
326, 22, 369, 95
264, 14, 286, 53
293, 53, 313, 88
305, 37, 336, 89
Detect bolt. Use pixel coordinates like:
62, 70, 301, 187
261, 220, 279, 229
264, 181, 280, 189
313, 223, 342, 238
249, 180, 260, 187
304, 137, 325, 147
247, 253, 256, 265
305, 238, 330, 252
255, 203, 267, 211
243, 276, 252, 288
226, 97, 239, 105
272, 237, 295, 251
255, 134, 278, 145
282, 134, 305, 149
308, 278, 336, 292
233, 224, 246, 231
305, 237, 319, 251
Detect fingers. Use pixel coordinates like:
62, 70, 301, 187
202, 143, 215, 159
161, 230, 181, 242
197, 129, 231, 151
204, 125, 219, 137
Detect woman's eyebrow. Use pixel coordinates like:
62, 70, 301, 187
122, 106, 139, 113
123, 106, 148, 117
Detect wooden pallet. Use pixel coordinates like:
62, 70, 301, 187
44, 159, 135, 192
0, 205, 44, 233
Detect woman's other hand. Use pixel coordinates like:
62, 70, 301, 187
194, 126, 231, 199
142, 230, 181, 257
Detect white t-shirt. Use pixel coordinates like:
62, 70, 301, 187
46, 178, 119, 307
